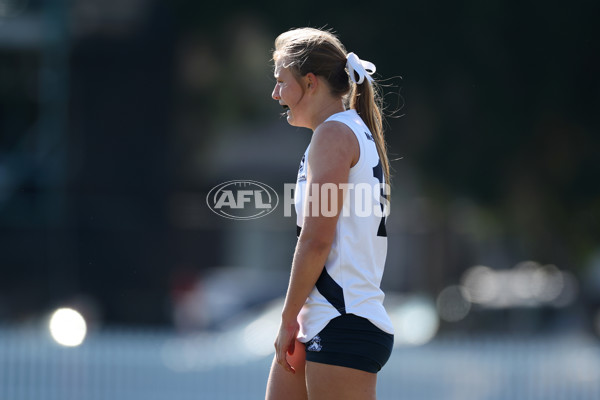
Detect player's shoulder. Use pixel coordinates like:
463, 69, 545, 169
309, 119, 359, 167
312, 119, 355, 147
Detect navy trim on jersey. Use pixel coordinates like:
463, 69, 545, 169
297, 224, 347, 314
315, 267, 347, 315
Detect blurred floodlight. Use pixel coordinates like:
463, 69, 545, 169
436, 285, 471, 322
49, 308, 87, 347
389, 295, 439, 347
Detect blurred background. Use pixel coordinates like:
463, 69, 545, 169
1, 0, 599, 399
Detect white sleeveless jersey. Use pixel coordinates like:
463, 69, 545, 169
295, 109, 394, 342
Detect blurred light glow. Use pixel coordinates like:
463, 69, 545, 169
461, 261, 577, 309
161, 299, 284, 372
390, 295, 439, 347
436, 285, 471, 322
461, 265, 498, 304
552, 271, 579, 307
532, 264, 564, 302
49, 308, 87, 347
242, 300, 282, 356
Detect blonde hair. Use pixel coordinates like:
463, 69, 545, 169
273, 27, 390, 184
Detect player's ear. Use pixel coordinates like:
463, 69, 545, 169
305, 73, 317, 91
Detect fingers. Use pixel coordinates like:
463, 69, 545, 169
284, 359, 296, 374
274, 339, 296, 374
275, 350, 295, 373
277, 345, 296, 373
274, 320, 300, 374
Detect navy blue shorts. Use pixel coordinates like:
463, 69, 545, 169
303, 313, 394, 373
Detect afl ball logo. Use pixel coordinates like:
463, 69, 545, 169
206, 180, 279, 220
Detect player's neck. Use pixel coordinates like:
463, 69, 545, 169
308, 99, 345, 131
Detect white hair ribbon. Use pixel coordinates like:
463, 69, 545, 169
346, 52, 376, 84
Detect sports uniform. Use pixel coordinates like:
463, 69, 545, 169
294, 109, 394, 372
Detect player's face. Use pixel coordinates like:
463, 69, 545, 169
272, 62, 308, 127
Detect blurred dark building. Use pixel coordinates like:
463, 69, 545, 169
0, 0, 599, 330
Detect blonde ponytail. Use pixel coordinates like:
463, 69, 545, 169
350, 81, 390, 185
